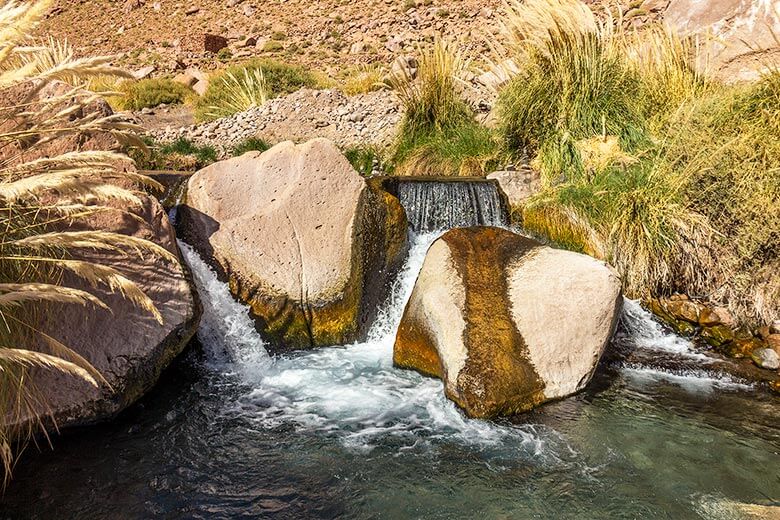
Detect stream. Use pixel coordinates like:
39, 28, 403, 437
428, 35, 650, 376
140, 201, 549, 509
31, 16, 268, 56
2, 231, 779, 519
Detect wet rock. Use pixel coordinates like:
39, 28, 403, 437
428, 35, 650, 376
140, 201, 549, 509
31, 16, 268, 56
393, 227, 621, 418
700, 324, 735, 348
751, 348, 780, 370
179, 138, 407, 349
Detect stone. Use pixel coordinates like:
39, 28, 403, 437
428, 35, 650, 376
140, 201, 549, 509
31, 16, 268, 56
123, 0, 141, 12
18, 192, 200, 432
203, 33, 228, 53
0, 81, 119, 166
179, 138, 407, 349
766, 334, 780, 356
771, 320, 780, 334
487, 167, 541, 209
389, 55, 418, 80
185, 6, 200, 15
174, 70, 199, 88
701, 324, 735, 348
192, 79, 209, 97
132, 65, 156, 80
350, 41, 370, 54
751, 348, 780, 370
242, 4, 255, 16
393, 227, 622, 418
698, 307, 722, 326
665, 0, 780, 81
724, 338, 762, 359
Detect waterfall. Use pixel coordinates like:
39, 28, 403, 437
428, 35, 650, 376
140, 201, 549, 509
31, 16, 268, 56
392, 179, 509, 232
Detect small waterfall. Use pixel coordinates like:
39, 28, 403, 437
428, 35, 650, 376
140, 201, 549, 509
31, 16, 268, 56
391, 179, 509, 232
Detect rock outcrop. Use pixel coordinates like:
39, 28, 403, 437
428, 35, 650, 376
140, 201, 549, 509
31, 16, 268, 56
22, 193, 201, 431
179, 138, 407, 349
486, 167, 541, 212
394, 227, 621, 418
665, 0, 780, 81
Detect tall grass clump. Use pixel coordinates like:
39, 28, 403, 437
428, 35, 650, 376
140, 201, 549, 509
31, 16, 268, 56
495, 0, 779, 325
496, 0, 648, 183
0, 0, 172, 484
113, 78, 193, 110
194, 59, 318, 121
389, 38, 500, 175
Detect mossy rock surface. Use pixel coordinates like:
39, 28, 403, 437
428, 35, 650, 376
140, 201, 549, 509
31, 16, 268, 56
394, 226, 622, 418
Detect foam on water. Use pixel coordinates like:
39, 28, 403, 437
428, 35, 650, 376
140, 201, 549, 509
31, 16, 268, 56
180, 234, 572, 462
619, 364, 753, 393
619, 299, 710, 361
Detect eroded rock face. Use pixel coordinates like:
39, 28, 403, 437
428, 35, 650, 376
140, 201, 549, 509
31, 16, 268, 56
394, 227, 621, 418
21, 193, 201, 431
665, 0, 780, 81
179, 138, 407, 349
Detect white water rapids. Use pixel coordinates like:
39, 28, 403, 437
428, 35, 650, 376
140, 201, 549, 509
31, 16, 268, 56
179, 231, 751, 455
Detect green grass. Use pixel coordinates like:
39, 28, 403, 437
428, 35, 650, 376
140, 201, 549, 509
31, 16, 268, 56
393, 122, 501, 176
131, 137, 218, 170
342, 145, 382, 176
388, 38, 498, 176
232, 137, 270, 156
114, 78, 193, 110
496, 0, 780, 326
194, 59, 318, 122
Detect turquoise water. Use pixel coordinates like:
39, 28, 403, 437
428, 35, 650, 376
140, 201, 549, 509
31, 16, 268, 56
2, 233, 778, 519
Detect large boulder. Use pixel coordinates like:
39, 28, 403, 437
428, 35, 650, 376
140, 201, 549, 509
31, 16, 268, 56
19, 193, 201, 431
394, 227, 621, 418
665, 0, 780, 81
179, 138, 407, 349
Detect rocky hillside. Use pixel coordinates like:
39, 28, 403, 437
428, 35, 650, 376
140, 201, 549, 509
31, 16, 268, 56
41, 0, 505, 76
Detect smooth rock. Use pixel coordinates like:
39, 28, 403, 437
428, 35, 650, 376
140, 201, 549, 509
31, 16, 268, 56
487, 167, 540, 209
180, 138, 407, 349
751, 348, 780, 370
393, 227, 622, 418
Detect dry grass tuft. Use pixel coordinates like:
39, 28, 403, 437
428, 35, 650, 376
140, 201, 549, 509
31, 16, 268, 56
0, 0, 176, 485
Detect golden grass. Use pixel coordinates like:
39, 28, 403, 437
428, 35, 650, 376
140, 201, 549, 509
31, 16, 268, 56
0, 0, 176, 485
495, 0, 779, 325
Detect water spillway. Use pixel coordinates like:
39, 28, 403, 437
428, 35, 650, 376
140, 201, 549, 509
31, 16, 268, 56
379, 177, 510, 232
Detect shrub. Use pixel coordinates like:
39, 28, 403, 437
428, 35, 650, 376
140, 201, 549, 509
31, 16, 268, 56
232, 137, 270, 156
387, 38, 497, 175
393, 122, 501, 176
132, 137, 218, 170
114, 78, 193, 110
342, 64, 386, 96
496, 0, 779, 325
388, 38, 472, 138
263, 41, 284, 52
197, 68, 269, 121
496, 0, 648, 184
195, 59, 317, 121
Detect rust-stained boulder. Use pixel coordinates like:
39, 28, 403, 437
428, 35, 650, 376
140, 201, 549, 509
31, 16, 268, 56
179, 138, 407, 349
393, 227, 621, 418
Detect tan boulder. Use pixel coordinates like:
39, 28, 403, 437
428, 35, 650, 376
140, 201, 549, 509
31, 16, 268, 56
20, 193, 200, 431
179, 138, 407, 349
665, 0, 780, 81
394, 227, 621, 418
487, 167, 541, 210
